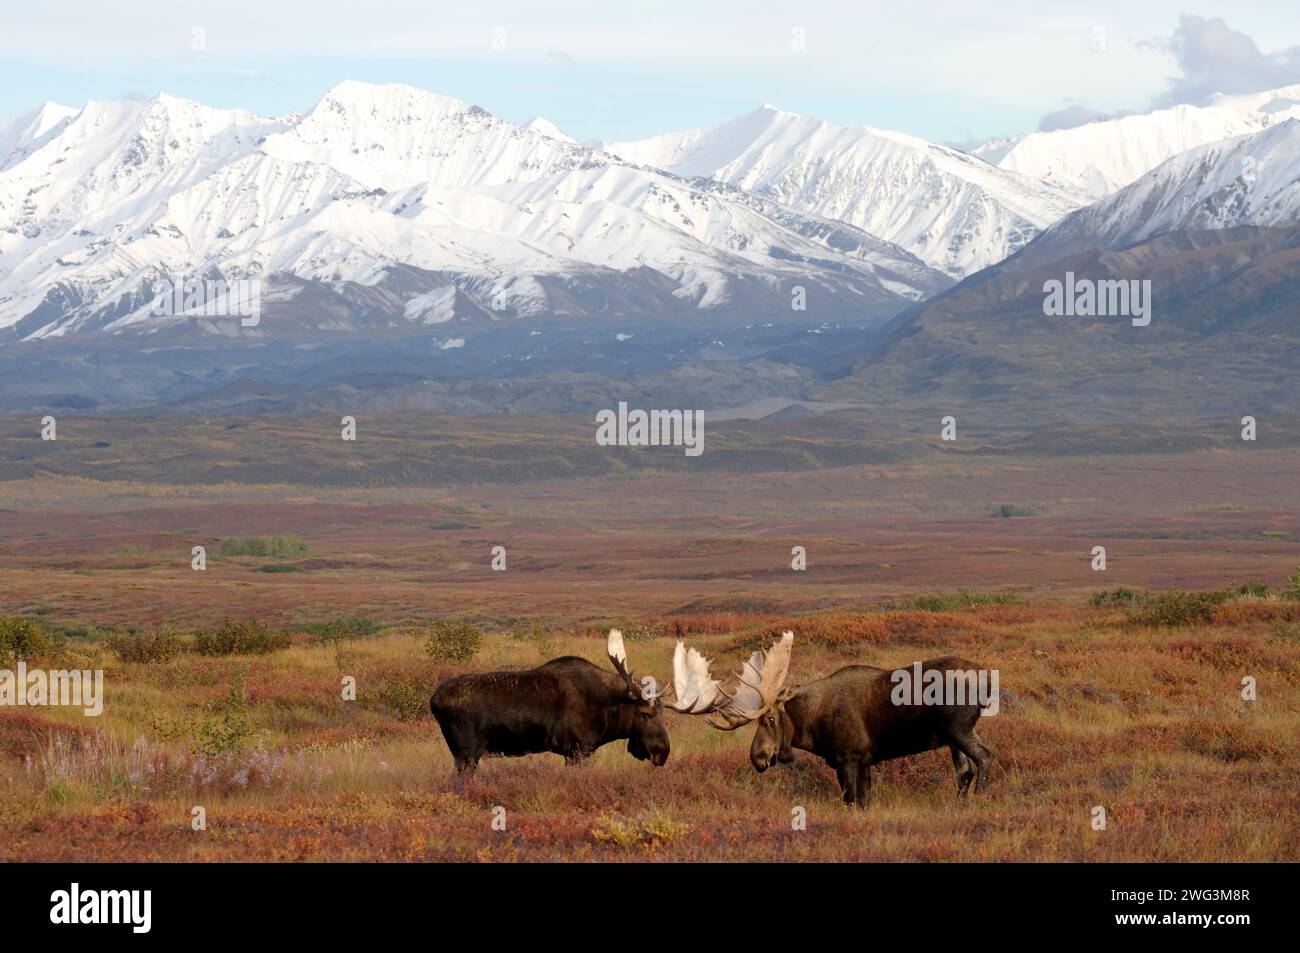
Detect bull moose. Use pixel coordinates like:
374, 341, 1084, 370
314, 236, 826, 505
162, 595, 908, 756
699, 633, 997, 807
429, 629, 728, 780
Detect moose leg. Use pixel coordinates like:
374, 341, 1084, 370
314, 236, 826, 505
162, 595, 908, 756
833, 757, 873, 808
855, 762, 872, 808
835, 757, 861, 806
563, 746, 593, 766
952, 730, 994, 794
970, 731, 995, 792
950, 746, 975, 797
452, 754, 479, 788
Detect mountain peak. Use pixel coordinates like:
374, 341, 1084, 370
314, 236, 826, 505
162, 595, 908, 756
0, 101, 80, 171
748, 102, 803, 124
522, 116, 574, 143
4, 100, 78, 128
605, 103, 1078, 276
991, 100, 1277, 199
34, 100, 77, 118
317, 80, 472, 117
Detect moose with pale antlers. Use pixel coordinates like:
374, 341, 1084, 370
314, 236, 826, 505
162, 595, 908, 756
430, 629, 995, 806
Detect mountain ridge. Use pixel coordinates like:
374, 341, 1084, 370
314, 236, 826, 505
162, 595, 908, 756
605, 103, 1083, 277
0, 82, 954, 341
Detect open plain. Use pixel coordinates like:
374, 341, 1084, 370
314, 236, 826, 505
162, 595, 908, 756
1, 413, 1297, 861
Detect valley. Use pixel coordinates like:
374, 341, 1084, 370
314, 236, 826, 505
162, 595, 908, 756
1, 418, 1296, 860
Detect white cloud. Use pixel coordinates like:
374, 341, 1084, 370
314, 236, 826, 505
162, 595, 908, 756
1149, 14, 1300, 106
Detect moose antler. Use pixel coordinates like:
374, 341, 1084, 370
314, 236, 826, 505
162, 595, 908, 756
706, 631, 794, 730
606, 628, 644, 701
660, 641, 732, 715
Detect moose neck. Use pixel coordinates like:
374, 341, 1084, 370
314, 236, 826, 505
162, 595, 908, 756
783, 695, 813, 753
602, 702, 636, 743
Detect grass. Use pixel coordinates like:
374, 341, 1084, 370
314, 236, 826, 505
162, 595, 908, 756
1, 592, 1297, 861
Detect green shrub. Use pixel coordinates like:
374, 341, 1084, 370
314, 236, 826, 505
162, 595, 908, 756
366, 675, 429, 722
1236, 581, 1270, 598
106, 626, 186, 663
991, 503, 1036, 518
1286, 567, 1300, 600
911, 590, 1025, 612
618, 622, 663, 642
0, 617, 52, 665
423, 621, 483, 662
44, 620, 106, 641
193, 618, 290, 656
514, 621, 554, 658
197, 683, 253, 756
302, 616, 384, 643
1127, 590, 1230, 627
218, 536, 308, 558
1089, 587, 1139, 607
147, 711, 196, 743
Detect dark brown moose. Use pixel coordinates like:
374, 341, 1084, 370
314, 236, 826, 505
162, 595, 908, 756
429, 629, 728, 780
701, 632, 997, 807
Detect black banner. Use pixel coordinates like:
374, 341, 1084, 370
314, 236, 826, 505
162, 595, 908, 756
1, 861, 1281, 941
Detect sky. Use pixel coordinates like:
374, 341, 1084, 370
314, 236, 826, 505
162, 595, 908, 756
4, 2, 1300, 144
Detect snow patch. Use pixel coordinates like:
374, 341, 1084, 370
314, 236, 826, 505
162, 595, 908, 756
403, 285, 458, 324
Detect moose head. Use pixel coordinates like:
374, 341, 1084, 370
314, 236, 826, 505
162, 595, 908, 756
698, 631, 797, 772
605, 628, 734, 766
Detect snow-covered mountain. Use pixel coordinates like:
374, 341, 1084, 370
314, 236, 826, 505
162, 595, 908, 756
12, 80, 1300, 345
982, 104, 1275, 200
520, 116, 575, 144
1019, 119, 1300, 264
1202, 83, 1300, 121
0, 102, 79, 171
604, 104, 1083, 277
0, 82, 950, 341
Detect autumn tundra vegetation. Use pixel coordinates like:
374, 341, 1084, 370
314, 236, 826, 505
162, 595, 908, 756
1, 427, 1298, 861
1, 577, 1297, 861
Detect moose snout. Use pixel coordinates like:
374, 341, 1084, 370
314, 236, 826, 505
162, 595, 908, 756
647, 733, 670, 766
632, 731, 670, 766
750, 732, 778, 772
